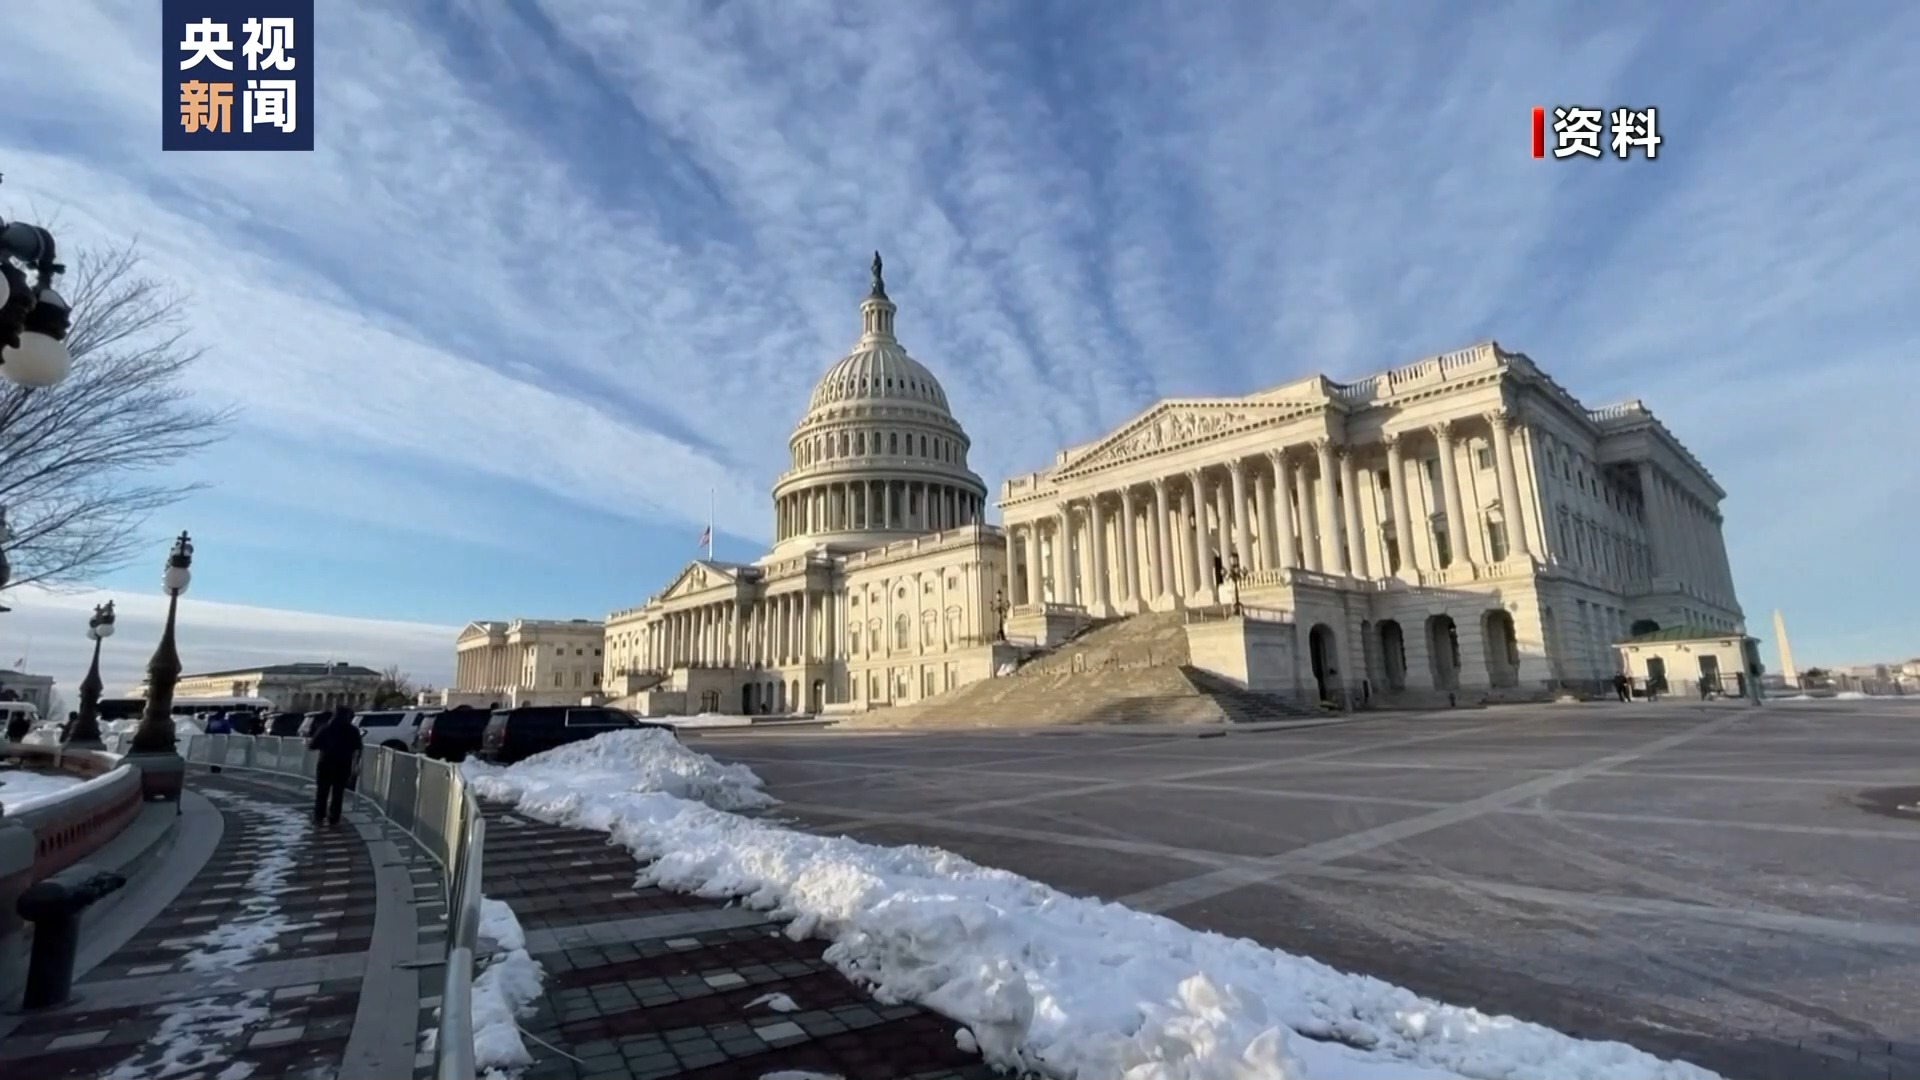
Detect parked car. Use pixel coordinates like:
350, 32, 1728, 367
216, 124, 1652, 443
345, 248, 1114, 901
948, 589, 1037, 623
353, 708, 439, 752
297, 711, 329, 738
267, 711, 306, 736
413, 706, 489, 762
478, 705, 675, 765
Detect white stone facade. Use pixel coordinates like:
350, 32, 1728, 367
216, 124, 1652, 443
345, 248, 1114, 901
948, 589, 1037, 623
601, 256, 1012, 716
1000, 341, 1744, 704
453, 618, 607, 707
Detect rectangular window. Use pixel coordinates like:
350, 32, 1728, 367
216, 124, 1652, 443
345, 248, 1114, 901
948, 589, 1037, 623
1476, 446, 1495, 470
1431, 524, 1453, 568
552, 673, 563, 687
1487, 520, 1509, 561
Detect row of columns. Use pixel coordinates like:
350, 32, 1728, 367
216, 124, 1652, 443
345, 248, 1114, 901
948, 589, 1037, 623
1635, 461, 1737, 609
455, 644, 513, 690
644, 590, 833, 670
1005, 417, 1533, 612
776, 479, 983, 540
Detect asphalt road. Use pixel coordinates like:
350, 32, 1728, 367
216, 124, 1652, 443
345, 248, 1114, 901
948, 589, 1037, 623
685, 699, 1920, 1080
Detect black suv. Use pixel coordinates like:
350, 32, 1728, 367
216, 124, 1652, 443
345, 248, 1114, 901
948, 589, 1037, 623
414, 706, 490, 762
478, 705, 676, 765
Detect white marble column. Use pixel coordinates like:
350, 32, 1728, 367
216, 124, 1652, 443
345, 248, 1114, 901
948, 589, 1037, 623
1266, 451, 1297, 572
1151, 478, 1172, 602
1004, 527, 1018, 603
1313, 440, 1348, 575
1339, 447, 1368, 578
1283, 453, 1312, 571
1053, 508, 1072, 605
1090, 496, 1110, 612
1251, 462, 1274, 571
1635, 462, 1664, 577
801, 589, 812, 664
1023, 522, 1043, 605
1383, 434, 1414, 575
1432, 423, 1468, 568
1187, 470, 1216, 602
1226, 460, 1251, 570
1120, 488, 1141, 608
1488, 412, 1531, 559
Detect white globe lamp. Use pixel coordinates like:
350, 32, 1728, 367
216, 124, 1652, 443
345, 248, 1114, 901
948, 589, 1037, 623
163, 561, 192, 595
2, 331, 72, 388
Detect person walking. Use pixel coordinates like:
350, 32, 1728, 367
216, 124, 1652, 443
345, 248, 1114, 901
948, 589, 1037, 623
307, 704, 362, 828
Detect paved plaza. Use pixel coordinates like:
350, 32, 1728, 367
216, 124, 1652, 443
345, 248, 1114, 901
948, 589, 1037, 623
691, 699, 1920, 1080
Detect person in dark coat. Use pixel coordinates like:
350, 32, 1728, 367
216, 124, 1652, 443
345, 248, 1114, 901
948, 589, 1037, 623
4, 713, 28, 743
307, 704, 363, 827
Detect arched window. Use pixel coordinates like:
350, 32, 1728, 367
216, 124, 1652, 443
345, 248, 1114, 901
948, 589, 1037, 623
920, 434, 928, 456
856, 431, 866, 454
840, 432, 849, 456
890, 432, 899, 455
894, 614, 910, 650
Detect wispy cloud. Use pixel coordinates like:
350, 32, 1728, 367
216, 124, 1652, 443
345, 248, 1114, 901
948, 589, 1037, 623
2, 0, 1915, 662
4, 585, 456, 699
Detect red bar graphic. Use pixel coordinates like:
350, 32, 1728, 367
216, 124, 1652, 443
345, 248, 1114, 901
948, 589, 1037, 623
1531, 106, 1546, 158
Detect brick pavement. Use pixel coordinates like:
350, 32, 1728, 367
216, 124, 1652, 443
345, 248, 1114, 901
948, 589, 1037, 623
0, 769, 399, 1080
475, 804, 1014, 1080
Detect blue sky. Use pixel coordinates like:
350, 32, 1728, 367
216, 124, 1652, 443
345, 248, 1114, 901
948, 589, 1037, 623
2, 0, 1916, 692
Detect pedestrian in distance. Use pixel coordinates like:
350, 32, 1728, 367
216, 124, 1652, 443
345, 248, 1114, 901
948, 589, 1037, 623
307, 704, 362, 828
1614, 673, 1631, 702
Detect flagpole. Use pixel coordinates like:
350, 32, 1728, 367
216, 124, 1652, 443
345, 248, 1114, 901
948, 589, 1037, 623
708, 488, 715, 561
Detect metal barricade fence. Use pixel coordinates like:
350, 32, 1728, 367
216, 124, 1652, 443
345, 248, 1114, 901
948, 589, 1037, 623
180, 733, 485, 1080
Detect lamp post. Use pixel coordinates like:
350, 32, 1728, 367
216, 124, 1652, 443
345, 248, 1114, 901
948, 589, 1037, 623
65, 601, 117, 749
991, 590, 1009, 641
126, 533, 193, 801
0, 198, 75, 389
0, 505, 11, 614
1227, 552, 1247, 617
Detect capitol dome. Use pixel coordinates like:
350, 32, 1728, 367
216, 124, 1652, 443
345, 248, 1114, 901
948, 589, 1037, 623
771, 253, 988, 555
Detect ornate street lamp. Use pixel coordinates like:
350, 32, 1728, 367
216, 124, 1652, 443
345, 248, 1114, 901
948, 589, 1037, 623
127, 533, 193, 800
991, 590, 1009, 641
65, 601, 116, 749
1227, 552, 1247, 617
0, 199, 74, 388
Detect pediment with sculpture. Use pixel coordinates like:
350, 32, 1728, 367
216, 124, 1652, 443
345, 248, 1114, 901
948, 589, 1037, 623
1052, 399, 1319, 478
657, 560, 741, 603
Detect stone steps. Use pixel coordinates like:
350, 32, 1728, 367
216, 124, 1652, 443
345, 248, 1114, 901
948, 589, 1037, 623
852, 613, 1318, 728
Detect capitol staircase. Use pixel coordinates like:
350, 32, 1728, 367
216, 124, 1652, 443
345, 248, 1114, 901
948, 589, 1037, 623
853, 611, 1321, 728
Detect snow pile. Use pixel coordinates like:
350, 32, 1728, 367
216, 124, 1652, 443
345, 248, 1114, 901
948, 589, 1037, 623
471, 741, 1718, 1080
0, 768, 84, 810
1834, 690, 1870, 700
661, 713, 758, 729
189, 790, 317, 970
469, 897, 546, 1077
463, 728, 775, 812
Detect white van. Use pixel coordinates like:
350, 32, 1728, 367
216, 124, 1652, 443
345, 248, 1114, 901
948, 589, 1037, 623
0, 700, 42, 731
351, 708, 440, 752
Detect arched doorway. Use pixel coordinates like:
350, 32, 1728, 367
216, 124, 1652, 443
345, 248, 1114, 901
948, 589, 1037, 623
810, 679, 825, 713
1378, 620, 1407, 690
775, 681, 787, 713
1307, 623, 1338, 703
789, 680, 801, 712
1426, 614, 1461, 690
1482, 610, 1520, 688
741, 684, 754, 714
1630, 618, 1661, 636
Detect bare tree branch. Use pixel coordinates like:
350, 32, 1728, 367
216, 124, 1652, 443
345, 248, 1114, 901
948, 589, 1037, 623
374, 664, 416, 708
0, 240, 233, 588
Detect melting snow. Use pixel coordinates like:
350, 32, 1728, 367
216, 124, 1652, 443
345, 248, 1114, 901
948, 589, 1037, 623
0, 768, 84, 810
748, 991, 800, 1013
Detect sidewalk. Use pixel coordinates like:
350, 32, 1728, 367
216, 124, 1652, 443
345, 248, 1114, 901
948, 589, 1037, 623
0, 768, 424, 1080
481, 803, 1006, 1080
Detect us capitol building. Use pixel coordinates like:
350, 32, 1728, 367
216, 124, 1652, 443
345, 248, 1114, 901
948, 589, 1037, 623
452, 253, 1744, 715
